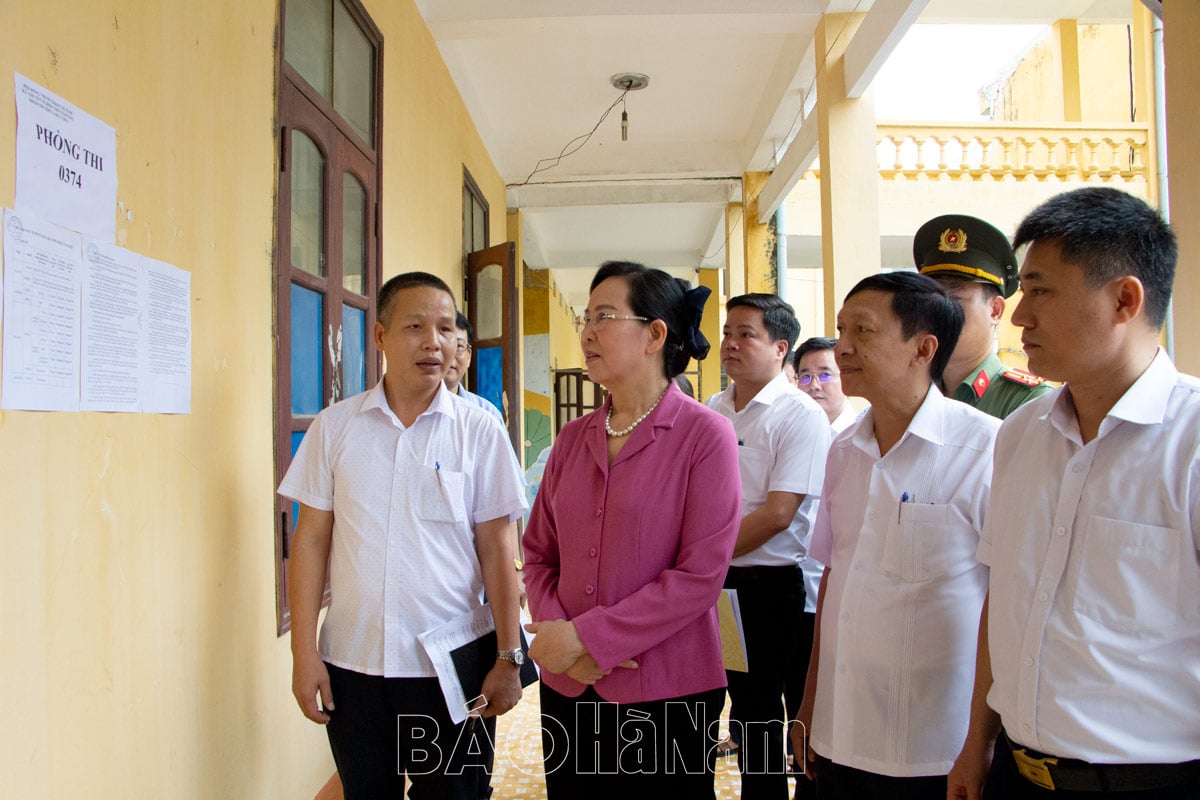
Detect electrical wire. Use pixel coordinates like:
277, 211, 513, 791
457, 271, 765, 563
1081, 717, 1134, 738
515, 91, 629, 186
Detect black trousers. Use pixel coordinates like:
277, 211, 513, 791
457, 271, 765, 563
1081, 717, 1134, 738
539, 683, 726, 799
818, 757, 946, 800
324, 663, 491, 800
724, 564, 807, 800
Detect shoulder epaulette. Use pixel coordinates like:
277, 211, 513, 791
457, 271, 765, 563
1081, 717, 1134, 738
1000, 367, 1045, 388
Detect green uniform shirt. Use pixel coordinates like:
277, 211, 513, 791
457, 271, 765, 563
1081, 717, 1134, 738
952, 352, 1053, 420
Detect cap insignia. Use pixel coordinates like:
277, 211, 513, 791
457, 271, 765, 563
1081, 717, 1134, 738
938, 228, 968, 254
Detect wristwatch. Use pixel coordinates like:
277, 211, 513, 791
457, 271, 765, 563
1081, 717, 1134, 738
497, 648, 526, 666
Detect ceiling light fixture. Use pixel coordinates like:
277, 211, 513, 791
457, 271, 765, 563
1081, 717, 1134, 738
610, 73, 649, 142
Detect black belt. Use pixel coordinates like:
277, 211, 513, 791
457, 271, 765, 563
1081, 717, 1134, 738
1005, 733, 1200, 792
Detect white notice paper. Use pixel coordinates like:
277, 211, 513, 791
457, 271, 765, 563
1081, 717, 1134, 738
80, 241, 144, 412
14, 73, 118, 242
2, 209, 82, 411
142, 258, 191, 414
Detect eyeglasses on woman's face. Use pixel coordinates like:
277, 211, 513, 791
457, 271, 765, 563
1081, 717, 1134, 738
576, 311, 649, 333
797, 371, 837, 385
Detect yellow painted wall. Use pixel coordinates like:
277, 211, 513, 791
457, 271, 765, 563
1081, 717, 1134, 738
0, 1, 508, 797
548, 271, 583, 373
992, 22, 1141, 124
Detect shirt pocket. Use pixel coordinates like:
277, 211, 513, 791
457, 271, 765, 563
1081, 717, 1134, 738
1072, 516, 1183, 633
882, 503, 973, 582
414, 464, 468, 524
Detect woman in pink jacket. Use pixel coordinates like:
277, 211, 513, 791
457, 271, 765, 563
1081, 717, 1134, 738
524, 260, 742, 798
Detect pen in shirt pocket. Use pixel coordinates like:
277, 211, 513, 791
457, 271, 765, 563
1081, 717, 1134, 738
898, 491, 911, 522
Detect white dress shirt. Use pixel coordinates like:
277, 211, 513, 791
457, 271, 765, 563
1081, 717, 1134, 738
830, 402, 860, 434
809, 385, 999, 776
980, 348, 1200, 763
278, 381, 528, 678
707, 373, 831, 567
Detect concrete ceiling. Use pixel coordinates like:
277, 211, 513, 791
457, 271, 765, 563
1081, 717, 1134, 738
415, 0, 1139, 309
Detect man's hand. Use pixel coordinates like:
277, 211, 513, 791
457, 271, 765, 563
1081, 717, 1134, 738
478, 662, 523, 718
793, 695, 817, 781
292, 650, 333, 724
947, 740, 993, 800
524, 619, 586, 673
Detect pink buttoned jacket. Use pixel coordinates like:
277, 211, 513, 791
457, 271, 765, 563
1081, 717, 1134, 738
523, 383, 742, 703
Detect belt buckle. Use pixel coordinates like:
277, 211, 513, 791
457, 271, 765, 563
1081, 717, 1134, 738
1012, 747, 1058, 791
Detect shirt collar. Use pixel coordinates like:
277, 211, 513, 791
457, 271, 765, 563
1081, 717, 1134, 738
852, 383, 945, 455
721, 371, 793, 410
1048, 348, 1175, 440
358, 379, 455, 428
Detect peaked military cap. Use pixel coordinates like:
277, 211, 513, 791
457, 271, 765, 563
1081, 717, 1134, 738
913, 214, 1019, 298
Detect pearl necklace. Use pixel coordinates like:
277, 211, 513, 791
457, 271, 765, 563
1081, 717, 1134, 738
605, 387, 668, 438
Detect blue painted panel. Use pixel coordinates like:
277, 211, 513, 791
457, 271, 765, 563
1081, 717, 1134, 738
476, 345, 504, 414
291, 283, 324, 415
343, 304, 366, 397
289, 430, 306, 531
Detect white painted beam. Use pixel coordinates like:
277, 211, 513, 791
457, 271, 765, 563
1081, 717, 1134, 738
755, 117, 819, 223
843, 0, 929, 99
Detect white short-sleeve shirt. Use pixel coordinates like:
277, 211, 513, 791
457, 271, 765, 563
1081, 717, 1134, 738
809, 385, 998, 776
980, 349, 1200, 763
278, 381, 528, 678
707, 373, 831, 567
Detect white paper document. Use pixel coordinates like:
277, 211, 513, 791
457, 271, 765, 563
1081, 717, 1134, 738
80, 241, 143, 412
142, 258, 191, 414
419, 605, 499, 725
14, 73, 117, 242
2, 209, 82, 411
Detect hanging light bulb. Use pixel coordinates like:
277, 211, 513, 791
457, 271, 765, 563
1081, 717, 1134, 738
609, 73, 648, 144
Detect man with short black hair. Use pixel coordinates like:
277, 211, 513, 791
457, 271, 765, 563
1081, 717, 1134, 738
949, 187, 1200, 799
794, 272, 999, 800
707, 293, 831, 800
282, 272, 528, 799
794, 337, 855, 432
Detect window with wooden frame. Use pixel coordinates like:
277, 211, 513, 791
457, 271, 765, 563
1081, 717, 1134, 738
274, 0, 383, 634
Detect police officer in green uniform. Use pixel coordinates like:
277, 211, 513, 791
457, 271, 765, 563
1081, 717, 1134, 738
914, 213, 1052, 419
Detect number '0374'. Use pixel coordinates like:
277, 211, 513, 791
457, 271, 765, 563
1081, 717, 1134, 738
58, 166, 82, 188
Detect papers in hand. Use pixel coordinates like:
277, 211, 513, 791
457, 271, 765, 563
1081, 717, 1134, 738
718, 588, 749, 672
418, 604, 538, 725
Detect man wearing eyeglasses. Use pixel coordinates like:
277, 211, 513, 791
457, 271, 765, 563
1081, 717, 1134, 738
794, 338, 857, 433
447, 312, 505, 424
914, 214, 1051, 420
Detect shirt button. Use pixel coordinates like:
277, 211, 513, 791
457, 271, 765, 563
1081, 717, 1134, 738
585, 584, 595, 595
1024, 656, 1034, 666
589, 546, 598, 557
867, 510, 876, 521
595, 508, 602, 517
1072, 463, 1084, 473
854, 560, 864, 570
837, 664, 848, 675
1039, 591, 1049, 602
1054, 527, 1066, 537
1023, 723, 1032, 733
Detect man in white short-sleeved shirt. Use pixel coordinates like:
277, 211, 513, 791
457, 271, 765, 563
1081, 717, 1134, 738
707, 293, 830, 800
949, 189, 1200, 799
280, 272, 528, 800
793, 272, 999, 800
